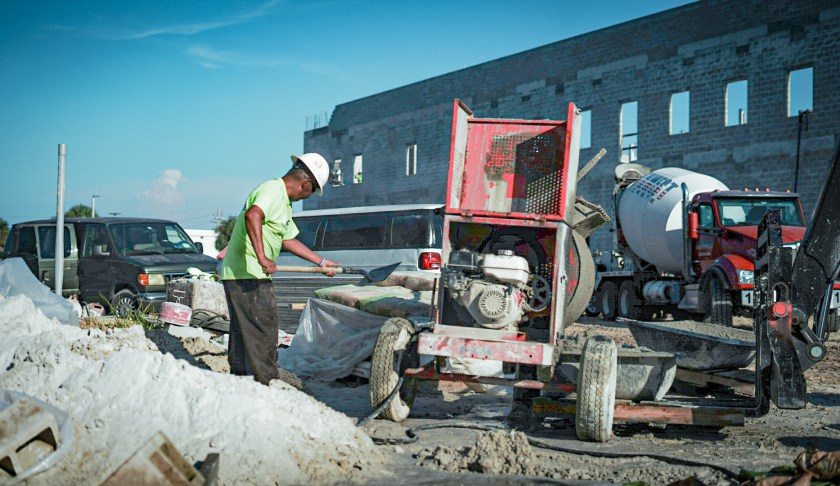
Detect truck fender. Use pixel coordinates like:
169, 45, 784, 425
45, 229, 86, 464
707, 254, 753, 290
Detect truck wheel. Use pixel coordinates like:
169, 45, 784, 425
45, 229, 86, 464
370, 318, 417, 422
600, 281, 618, 321
585, 291, 601, 317
576, 335, 617, 442
111, 289, 137, 317
564, 231, 596, 325
827, 311, 839, 333
706, 276, 733, 327
617, 280, 643, 320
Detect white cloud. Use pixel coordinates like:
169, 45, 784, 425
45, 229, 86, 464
185, 45, 355, 82
139, 169, 186, 211
93, 0, 282, 40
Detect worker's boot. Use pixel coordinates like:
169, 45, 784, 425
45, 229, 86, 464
269, 368, 305, 391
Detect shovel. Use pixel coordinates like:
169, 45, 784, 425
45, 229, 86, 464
275, 262, 401, 284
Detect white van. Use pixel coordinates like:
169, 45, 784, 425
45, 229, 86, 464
273, 204, 443, 329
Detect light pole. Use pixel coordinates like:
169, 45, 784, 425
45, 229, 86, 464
91, 195, 99, 218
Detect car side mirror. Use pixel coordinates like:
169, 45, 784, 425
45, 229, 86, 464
195, 242, 204, 254
687, 212, 699, 240
93, 244, 110, 256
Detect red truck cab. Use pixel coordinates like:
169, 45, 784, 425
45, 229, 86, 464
689, 190, 805, 312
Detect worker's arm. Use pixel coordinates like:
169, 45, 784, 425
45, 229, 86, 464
245, 205, 276, 275
282, 238, 339, 277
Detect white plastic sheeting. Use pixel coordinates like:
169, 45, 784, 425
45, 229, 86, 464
278, 298, 390, 381
0, 258, 78, 327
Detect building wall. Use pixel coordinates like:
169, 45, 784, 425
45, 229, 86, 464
304, 0, 840, 253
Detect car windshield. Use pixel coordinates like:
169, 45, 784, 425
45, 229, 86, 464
108, 222, 199, 255
716, 198, 804, 227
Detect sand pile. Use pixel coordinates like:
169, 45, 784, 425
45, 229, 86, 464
416, 430, 538, 475
0, 291, 379, 485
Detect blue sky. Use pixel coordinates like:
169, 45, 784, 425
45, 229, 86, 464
0, 0, 693, 229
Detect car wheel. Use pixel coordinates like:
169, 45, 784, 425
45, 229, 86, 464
111, 289, 138, 317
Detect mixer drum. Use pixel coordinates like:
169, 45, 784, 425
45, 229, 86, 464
618, 167, 728, 274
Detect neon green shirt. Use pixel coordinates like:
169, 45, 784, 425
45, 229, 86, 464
220, 179, 299, 280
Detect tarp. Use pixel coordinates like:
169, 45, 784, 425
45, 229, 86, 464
0, 257, 78, 327
277, 299, 389, 381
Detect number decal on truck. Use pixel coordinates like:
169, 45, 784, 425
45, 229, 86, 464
741, 290, 754, 307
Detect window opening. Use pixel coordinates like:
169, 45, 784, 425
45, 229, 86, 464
406, 144, 417, 176
353, 155, 363, 184
620, 102, 638, 162
788, 67, 813, 117
725, 80, 748, 126
331, 159, 343, 186
580, 110, 592, 149
670, 91, 690, 135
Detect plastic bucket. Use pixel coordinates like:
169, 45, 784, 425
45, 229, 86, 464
160, 301, 192, 327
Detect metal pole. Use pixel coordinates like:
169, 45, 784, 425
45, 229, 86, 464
55, 144, 66, 296
91, 194, 99, 218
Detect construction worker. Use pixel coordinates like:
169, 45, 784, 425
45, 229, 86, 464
219, 153, 338, 386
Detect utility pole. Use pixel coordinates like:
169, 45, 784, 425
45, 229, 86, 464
794, 109, 811, 193
55, 144, 66, 296
91, 195, 99, 218
216, 208, 221, 229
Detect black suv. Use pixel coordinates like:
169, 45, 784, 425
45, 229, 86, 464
2, 217, 218, 314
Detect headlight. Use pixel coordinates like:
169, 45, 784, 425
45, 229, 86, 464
138, 273, 166, 286
738, 270, 754, 285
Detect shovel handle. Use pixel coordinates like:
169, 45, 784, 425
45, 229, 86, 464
275, 266, 345, 275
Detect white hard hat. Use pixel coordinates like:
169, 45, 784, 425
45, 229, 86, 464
290, 153, 329, 196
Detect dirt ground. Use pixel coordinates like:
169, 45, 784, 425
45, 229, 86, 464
151, 317, 840, 485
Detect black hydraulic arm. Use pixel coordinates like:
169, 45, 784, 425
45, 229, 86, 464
790, 139, 840, 337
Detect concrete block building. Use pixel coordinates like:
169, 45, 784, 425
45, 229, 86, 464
303, 0, 840, 253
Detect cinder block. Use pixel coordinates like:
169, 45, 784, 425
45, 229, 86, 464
0, 399, 59, 478
102, 432, 205, 486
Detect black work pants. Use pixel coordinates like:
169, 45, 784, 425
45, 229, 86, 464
222, 279, 279, 385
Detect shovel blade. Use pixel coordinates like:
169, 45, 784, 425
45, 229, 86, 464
365, 262, 401, 283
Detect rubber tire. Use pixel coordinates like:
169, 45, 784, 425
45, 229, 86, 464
706, 275, 733, 327
111, 289, 137, 317
827, 311, 839, 333
576, 335, 618, 442
370, 317, 416, 422
600, 281, 618, 321
564, 231, 596, 325
617, 280, 641, 320
585, 291, 601, 317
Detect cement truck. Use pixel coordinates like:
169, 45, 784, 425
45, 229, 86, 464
589, 164, 840, 328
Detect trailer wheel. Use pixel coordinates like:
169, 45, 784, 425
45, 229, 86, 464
576, 335, 617, 442
600, 281, 618, 321
370, 318, 417, 422
617, 280, 643, 320
706, 275, 733, 327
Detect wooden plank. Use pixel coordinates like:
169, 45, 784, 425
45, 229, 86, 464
531, 398, 745, 426
675, 369, 755, 396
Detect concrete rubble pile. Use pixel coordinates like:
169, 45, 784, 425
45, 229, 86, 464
0, 260, 379, 485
